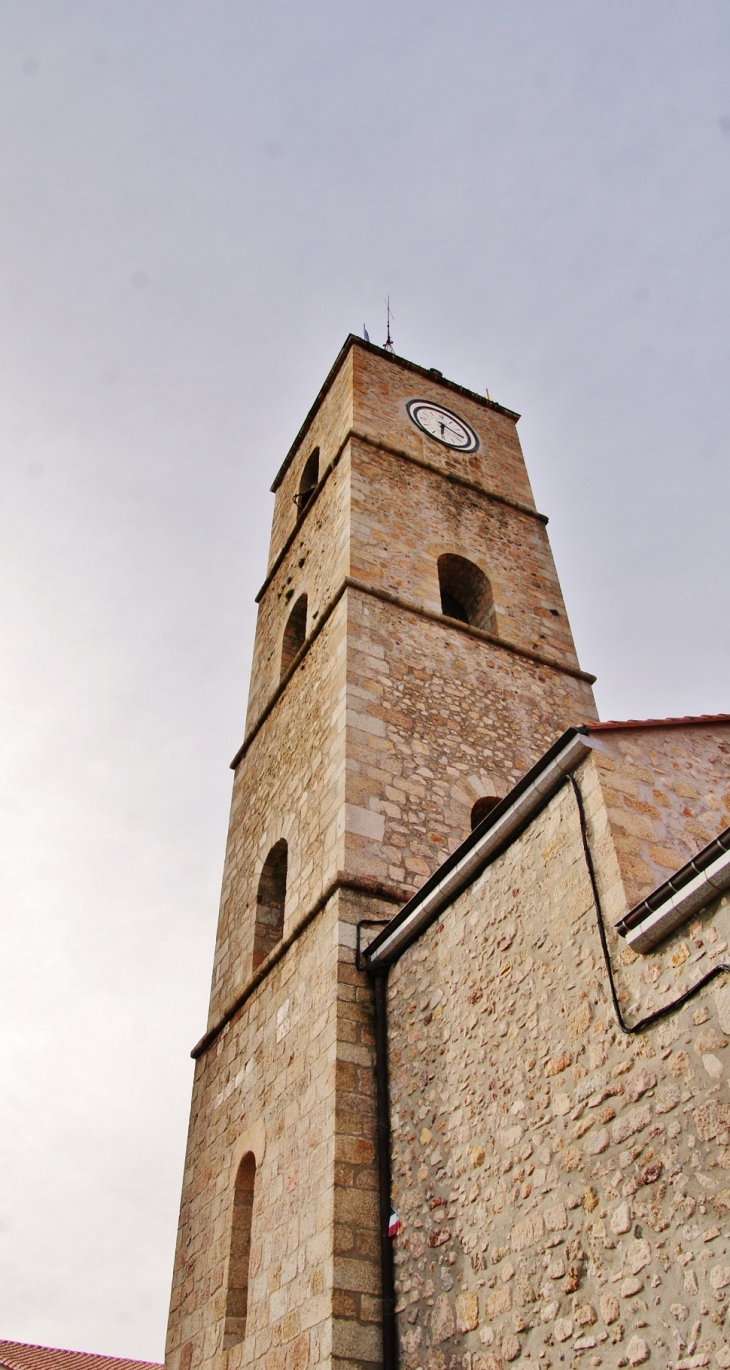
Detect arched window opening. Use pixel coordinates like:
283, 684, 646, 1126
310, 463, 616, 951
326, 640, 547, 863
438, 554, 494, 632
471, 796, 501, 830
280, 594, 307, 680
294, 448, 320, 511
253, 839, 287, 968
224, 1152, 256, 1348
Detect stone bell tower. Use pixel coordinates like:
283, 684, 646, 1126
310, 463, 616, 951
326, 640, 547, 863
164, 337, 597, 1370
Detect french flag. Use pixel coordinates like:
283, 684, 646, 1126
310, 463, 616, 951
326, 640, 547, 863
388, 1210, 401, 1238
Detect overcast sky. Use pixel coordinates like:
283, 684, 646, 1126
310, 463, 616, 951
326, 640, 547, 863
1, 1, 729, 1361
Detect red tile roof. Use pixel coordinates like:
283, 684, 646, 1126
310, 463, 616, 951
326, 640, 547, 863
0, 1342, 161, 1370
588, 713, 730, 732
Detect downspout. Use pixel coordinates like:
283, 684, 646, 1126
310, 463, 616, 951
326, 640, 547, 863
369, 963, 397, 1370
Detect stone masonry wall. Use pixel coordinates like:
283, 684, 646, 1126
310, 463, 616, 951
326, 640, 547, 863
246, 442, 350, 734
589, 726, 730, 912
344, 591, 596, 893
348, 438, 580, 671
211, 602, 347, 1028
350, 347, 536, 515
268, 350, 354, 574
269, 338, 538, 584
388, 750, 730, 1370
167, 897, 340, 1370
166, 884, 388, 1370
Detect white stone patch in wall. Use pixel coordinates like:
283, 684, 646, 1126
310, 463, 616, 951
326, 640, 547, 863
695, 1027, 728, 1054
655, 1081, 681, 1112
626, 1336, 650, 1366
345, 707, 386, 737
600, 1293, 620, 1324
621, 1276, 643, 1298
499, 1125, 522, 1150
611, 1103, 651, 1144
276, 998, 291, 1041
626, 1238, 652, 1275
584, 1127, 609, 1155
431, 1294, 455, 1343
543, 1202, 567, 1232
337, 921, 358, 949
715, 983, 730, 1035
625, 1067, 656, 1101
402, 1327, 422, 1355
610, 1200, 631, 1234
213, 1063, 249, 1110
500, 1333, 520, 1362
575, 1068, 608, 1104
703, 1052, 724, 1079
684, 1268, 699, 1295
340, 803, 385, 841
511, 1212, 544, 1252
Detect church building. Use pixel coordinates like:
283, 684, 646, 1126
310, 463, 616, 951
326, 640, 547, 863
164, 337, 730, 1370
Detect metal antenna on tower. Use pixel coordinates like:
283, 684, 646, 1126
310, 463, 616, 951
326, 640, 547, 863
383, 297, 395, 353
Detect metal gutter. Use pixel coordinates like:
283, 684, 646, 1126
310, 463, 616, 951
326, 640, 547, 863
364, 727, 601, 969
616, 825, 730, 953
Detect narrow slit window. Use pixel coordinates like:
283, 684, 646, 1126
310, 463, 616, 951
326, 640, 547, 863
223, 1152, 256, 1348
294, 448, 320, 511
281, 594, 307, 679
437, 554, 494, 632
253, 839, 287, 968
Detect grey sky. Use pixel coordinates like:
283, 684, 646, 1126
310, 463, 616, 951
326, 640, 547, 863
0, 0, 728, 1360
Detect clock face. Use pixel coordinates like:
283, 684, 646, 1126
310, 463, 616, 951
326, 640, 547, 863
406, 398, 479, 452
